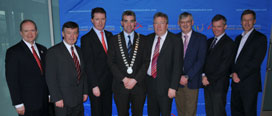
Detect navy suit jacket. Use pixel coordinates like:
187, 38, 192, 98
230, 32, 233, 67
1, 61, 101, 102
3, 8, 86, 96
177, 31, 207, 89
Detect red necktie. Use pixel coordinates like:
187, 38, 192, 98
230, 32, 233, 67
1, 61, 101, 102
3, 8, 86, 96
100, 31, 107, 54
71, 46, 81, 82
151, 37, 161, 78
31, 46, 43, 74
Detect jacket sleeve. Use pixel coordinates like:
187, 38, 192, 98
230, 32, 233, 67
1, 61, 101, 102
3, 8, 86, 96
45, 49, 63, 103
81, 35, 98, 89
5, 49, 23, 106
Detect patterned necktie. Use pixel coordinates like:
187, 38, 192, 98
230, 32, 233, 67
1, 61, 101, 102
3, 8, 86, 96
183, 34, 188, 57
71, 46, 81, 82
151, 36, 161, 78
100, 31, 107, 54
31, 46, 43, 74
210, 37, 217, 49
127, 35, 132, 57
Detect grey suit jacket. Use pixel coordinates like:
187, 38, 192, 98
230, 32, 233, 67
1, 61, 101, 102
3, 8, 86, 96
45, 42, 88, 107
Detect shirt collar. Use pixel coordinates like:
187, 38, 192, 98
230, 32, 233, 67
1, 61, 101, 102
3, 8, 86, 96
242, 28, 254, 37
22, 39, 36, 48
63, 40, 75, 49
215, 32, 225, 41
123, 31, 134, 38
156, 31, 168, 40
182, 30, 192, 37
93, 26, 104, 34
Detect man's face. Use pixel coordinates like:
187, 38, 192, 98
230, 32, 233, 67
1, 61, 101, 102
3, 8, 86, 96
91, 13, 106, 31
178, 16, 193, 34
153, 17, 168, 36
241, 14, 256, 32
62, 28, 79, 45
121, 15, 136, 34
20, 22, 37, 44
212, 19, 227, 37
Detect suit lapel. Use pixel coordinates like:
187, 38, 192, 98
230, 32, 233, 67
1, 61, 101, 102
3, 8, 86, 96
60, 42, 75, 67
75, 46, 84, 71
209, 34, 226, 53
239, 30, 255, 54
236, 29, 255, 62
184, 31, 196, 60
20, 41, 42, 73
20, 41, 35, 59
119, 32, 130, 61
36, 44, 46, 68
158, 32, 170, 59
90, 29, 107, 55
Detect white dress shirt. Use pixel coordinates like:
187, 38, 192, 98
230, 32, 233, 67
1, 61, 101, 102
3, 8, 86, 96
235, 28, 254, 62
147, 31, 168, 76
93, 27, 108, 49
63, 40, 81, 64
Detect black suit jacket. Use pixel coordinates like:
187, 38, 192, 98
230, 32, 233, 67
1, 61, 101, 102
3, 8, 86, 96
81, 29, 113, 93
45, 42, 88, 107
204, 34, 235, 90
146, 31, 183, 95
232, 29, 267, 92
108, 31, 149, 94
5, 40, 48, 110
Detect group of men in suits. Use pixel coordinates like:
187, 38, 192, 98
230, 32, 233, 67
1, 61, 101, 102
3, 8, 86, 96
5, 8, 267, 116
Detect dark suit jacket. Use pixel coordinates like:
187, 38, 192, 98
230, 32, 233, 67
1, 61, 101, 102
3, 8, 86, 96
5, 40, 48, 110
45, 42, 88, 107
232, 29, 267, 92
177, 31, 207, 89
146, 31, 183, 95
108, 31, 149, 94
81, 29, 113, 93
204, 34, 235, 91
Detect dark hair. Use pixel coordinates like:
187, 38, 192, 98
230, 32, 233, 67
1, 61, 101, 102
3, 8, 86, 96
20, 19, 37, 31
122, 10, 136, 21
62, 21, 79, 32
91, 7, 106, 19
212, 14, 227, 25
153, 12, 168, 24
179, 12, 193, 21
241, 9, 256, 20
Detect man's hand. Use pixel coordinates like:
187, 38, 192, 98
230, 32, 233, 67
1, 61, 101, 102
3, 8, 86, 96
202, 76, 210, 86
168, 88, 176, 98
55, 100, 64, 108
16, 105, 25, 115
83, 94, 88, 102
125, 78, 137, 89
179, 75, 188, 85
92, 86, 101, 97
232, 72, 240, 83
122, 77, 129, 87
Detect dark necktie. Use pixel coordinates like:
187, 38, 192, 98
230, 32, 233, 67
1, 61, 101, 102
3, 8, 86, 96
210, 37, 217, 49
127, 35, 132, 57
31, 46, 43, 74
71, 46, 81, 82
151, 36, 161, 78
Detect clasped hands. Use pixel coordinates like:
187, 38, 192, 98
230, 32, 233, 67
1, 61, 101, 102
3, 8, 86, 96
122, 77, 137, 89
